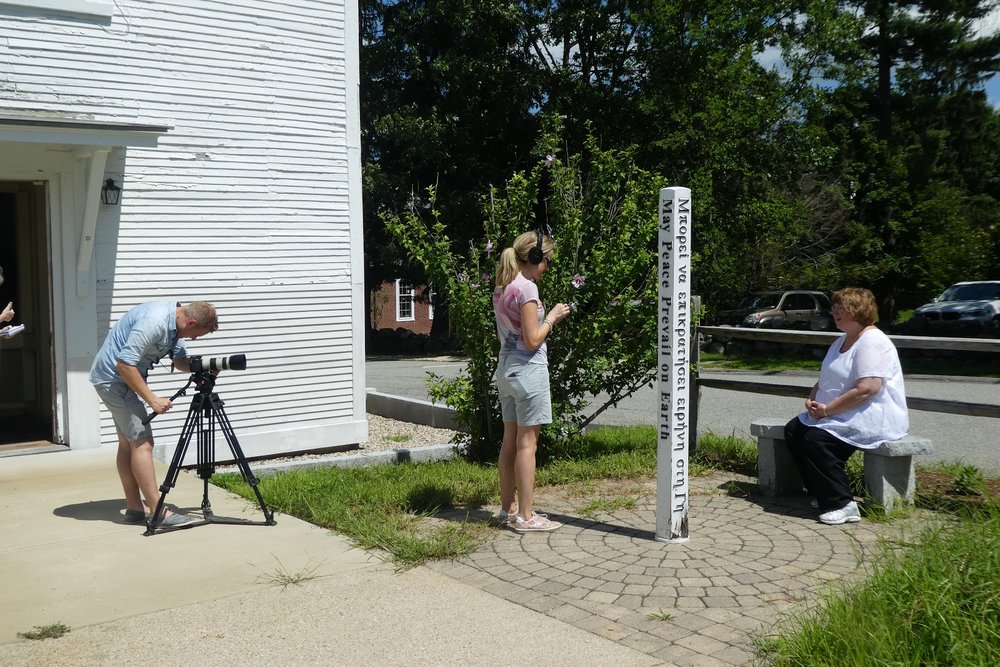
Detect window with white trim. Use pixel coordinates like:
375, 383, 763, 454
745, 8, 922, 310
396, 280, 414, 321
427, 285, 435, 320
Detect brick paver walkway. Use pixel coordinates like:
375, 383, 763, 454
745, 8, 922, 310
429, 472, 902, 666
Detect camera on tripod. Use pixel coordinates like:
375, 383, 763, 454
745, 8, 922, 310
188, 354, 247, 372
145, 351, 274, 534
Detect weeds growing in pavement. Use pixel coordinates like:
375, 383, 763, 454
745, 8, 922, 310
647, 609, 675, 622
252, 555, 324, 590
579, 493, 641, 517
17, 623, 70, 640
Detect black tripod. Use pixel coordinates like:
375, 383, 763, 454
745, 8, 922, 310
144, 371, 276, 536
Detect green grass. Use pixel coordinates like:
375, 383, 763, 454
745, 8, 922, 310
701, 350, 1000, 378
217, 459, 499, 568
536, 425, 659, 484
700, 352, 821, 372
215, 426, 759, 567
757, 506, 1000, 666
234, 424, 980, 558
17, 623, 70, 640
215, 425, 702, 567
693, 432, 758, 477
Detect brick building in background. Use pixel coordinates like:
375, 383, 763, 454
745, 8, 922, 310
371, 281, 434, 335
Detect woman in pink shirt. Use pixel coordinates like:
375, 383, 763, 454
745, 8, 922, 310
492, 230, 572, 532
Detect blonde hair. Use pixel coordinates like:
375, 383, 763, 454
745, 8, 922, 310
832, 288, 878, 326
183, 301, 219, 332
494, 231, 555, 288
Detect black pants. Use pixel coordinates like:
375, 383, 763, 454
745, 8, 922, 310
784, 417, 859, 512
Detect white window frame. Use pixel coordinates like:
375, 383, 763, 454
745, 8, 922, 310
395, 280, 415, 322
0, 0, 113, 18
427, 285, 435, 320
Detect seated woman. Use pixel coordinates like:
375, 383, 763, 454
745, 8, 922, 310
784, 287, 909, 525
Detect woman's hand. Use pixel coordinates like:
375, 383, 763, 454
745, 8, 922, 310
806, 399, 829, 419
546, 302, 572, 325
521, 302, 573, 351
1, 302, 13, 323
806, 377, 883, 420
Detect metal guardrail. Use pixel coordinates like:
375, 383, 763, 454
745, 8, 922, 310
698, 326, 1000, 353
695, 326, 1000, 418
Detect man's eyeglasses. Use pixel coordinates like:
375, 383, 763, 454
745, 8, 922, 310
832, 305, 847, 314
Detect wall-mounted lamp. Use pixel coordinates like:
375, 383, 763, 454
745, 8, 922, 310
101, 178, 121, 206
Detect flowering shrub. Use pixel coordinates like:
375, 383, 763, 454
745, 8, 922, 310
384, 131, 667, 462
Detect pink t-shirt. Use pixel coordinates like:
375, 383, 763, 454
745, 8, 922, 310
492, 272, 547, 364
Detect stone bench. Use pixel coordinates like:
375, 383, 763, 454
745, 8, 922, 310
749, 418, 934, 512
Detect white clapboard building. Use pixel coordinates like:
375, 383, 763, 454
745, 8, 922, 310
0, 0, 367, 462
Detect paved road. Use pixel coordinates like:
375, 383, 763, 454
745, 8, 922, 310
366, 357, 1000, 474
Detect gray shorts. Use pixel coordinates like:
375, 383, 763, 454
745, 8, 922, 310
495, 357, 552, 426
93, 382, 153, 442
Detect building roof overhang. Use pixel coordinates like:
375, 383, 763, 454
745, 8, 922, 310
0, 113, 171, 147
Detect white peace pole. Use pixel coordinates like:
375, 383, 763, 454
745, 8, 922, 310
655, 187, 692, 544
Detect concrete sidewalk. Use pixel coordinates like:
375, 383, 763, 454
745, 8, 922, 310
0, 447, 656, 666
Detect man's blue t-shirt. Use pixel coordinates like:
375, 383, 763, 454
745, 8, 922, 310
89, 301, 187, 386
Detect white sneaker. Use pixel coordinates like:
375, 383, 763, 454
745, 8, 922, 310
513, 514, 562, 533
819, 501, 861, 525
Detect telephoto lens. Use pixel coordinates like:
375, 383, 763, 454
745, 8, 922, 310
189, 354, 247, 372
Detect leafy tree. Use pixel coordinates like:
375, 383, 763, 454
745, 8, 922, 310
626, 1, 830, 312
363, 0, 1000, 330
385, 128, 666, 461
361, 0, 543, 337
794, 0, 1000, 318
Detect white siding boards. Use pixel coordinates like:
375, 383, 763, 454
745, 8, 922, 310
0, 0, 368, 461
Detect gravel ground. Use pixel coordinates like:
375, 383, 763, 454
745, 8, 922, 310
363, 414, 459, 451
216, 414, 459, 473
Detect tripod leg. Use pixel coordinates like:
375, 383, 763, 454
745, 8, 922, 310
145, 395, 203, 535
198, 403, 216, 518
210, 394, 276, 525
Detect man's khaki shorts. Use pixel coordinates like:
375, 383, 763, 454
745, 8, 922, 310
94, 382, 153, 442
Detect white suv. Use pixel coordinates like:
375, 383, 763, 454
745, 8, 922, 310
909, 281, 1000, 334
716, 290, 833, 330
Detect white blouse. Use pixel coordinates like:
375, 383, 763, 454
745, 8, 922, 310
798, 327, 909, 448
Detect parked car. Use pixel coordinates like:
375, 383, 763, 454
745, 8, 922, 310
715, 290, 834, 330
907, 281, 1000, 334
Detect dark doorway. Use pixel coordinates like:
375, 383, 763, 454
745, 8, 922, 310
0, 181, 57, 449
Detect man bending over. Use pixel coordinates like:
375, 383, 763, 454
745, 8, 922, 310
90, 301, 218, 525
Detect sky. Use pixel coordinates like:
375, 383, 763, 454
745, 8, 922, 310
986, 74, 1000, 108
977, 8, 1000, 107
754, 8, 1000, 108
